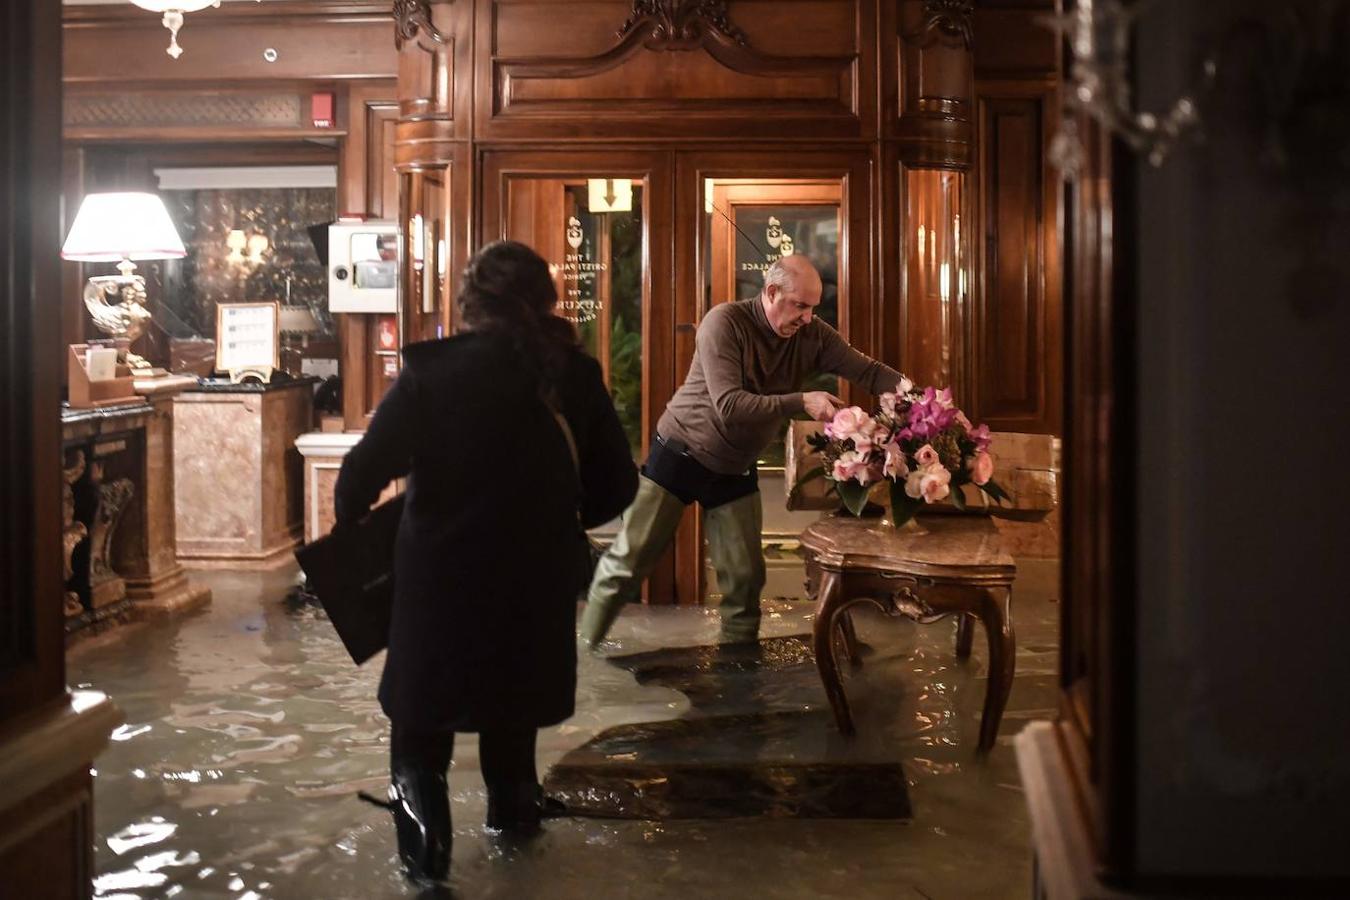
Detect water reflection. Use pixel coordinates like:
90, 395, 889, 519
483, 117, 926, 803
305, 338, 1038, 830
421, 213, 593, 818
69, 559, 1061, 898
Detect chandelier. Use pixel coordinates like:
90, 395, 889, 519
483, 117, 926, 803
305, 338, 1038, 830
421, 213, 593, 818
128, 0, 221, 59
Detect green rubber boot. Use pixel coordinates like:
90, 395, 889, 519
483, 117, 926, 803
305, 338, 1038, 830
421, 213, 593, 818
580, 475, 687, 648
703, 491, 766, 643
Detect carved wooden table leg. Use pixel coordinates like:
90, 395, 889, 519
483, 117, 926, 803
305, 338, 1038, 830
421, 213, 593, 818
836, 611, 862, 668
811, 569, 856, 735
955, 613, 975, 659
975, 586, 1016, 754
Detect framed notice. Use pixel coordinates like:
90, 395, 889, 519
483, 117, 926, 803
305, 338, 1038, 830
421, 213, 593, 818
216, 301, 280, 381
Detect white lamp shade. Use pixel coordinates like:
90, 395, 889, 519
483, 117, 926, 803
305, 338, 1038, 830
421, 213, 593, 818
129, 1, 219, 12
62, 192, 187, 262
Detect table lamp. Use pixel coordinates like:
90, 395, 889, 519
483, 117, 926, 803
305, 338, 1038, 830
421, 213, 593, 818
61, 191, 187, 369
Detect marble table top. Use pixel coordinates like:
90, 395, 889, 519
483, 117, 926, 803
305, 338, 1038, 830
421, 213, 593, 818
799, 512, 1016, 583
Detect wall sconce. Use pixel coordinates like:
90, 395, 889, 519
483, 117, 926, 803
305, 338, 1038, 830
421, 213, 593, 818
1042, 0, 1206, 176
226, 229, 269, 266
226, 229, 247, 263
246, 233, 269, 264
587, 178, 633, 213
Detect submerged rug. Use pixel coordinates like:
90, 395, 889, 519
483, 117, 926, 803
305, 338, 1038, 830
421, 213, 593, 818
543, 636, 911, 819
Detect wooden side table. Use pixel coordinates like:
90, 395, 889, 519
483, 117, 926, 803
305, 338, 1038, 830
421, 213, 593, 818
800, 513, 1017, 755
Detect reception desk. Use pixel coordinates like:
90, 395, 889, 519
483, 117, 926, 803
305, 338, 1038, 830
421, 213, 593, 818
173, 377, 316, 566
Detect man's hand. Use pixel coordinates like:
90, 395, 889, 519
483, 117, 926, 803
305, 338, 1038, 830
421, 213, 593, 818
803, 391, 845, 422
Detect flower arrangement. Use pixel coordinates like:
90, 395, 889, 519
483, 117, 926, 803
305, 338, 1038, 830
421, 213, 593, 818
798, 378, 1010, 527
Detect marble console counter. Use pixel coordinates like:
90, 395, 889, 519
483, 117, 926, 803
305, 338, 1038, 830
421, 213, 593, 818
62, 387, 211, 637
173, 377, 317, 566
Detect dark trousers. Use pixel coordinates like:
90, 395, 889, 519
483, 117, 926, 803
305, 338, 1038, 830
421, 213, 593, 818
391, 724, 538, 795
641, 434, 759, 508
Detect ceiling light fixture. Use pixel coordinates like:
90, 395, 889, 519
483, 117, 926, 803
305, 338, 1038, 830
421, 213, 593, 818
128, 0, 221, 59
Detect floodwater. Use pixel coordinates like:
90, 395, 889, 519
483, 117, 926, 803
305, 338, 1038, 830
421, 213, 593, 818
69, 555, 1060, 899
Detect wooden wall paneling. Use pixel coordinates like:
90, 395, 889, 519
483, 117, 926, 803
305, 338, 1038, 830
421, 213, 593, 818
2, 0, 64, 725
881, 0, 976, 168
1059, 110, 1124, 866
339, 81, 399, 216
885, 152, 972, 403
971, 83, 1061, 433
2, 1, 123, 891
63, 1, 397, 87
64, 87, 352, 145
972, 0, 1058, 80
394, 0, 474, 168
481, 148, 674, 599
877, 142, 904, 372
475, 0, 875, 142
338, 80, 400, 427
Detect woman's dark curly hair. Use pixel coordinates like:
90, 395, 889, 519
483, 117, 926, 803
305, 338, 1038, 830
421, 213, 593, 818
456, 240, 578, 387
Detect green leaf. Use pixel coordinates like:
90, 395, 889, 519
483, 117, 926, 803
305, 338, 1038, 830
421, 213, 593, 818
888, 482, 923, 527
787, 465, 826, 504
980, 479, 1012, 504
835, 480, 871, 517
949, 483, 967, 511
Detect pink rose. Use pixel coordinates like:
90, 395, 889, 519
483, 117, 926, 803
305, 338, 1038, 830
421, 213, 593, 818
919, 463, 951, 503
971, 451, 994, 486
825, 406, 870, 442
904, 469, 925, 499
915, 444, 939, 467
851, 416, 882, 454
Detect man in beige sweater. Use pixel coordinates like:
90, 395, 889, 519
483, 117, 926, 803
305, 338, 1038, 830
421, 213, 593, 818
580, 254, 904, 647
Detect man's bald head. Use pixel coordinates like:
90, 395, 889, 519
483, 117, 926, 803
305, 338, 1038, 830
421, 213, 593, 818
763, 254, 823, 298
761, 255, 823, 338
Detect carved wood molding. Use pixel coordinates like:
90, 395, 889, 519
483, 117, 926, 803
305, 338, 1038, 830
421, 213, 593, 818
906, 0, 974, 50
393, 0, 447, 50
496, 2, 854, 98
617, 0, 747, 51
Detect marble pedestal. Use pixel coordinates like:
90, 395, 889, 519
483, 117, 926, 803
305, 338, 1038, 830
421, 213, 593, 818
173, 378, 316, 567
295, 431, 401, 543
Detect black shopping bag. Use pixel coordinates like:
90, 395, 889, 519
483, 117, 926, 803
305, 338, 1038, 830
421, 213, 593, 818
294, 495, 403, 665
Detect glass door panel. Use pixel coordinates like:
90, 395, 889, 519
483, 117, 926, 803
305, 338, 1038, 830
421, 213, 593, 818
702, 179, 844, 467
501, 176, 646, 455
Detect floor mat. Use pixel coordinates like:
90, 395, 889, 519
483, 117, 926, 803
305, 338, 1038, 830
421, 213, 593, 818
543, 635, 911, 819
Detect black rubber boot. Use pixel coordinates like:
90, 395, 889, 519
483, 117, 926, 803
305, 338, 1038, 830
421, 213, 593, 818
389, 765, 452, 883
485, 782, 566, 833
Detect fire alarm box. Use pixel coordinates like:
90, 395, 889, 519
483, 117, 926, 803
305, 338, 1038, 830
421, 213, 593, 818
328, 221, 398, 314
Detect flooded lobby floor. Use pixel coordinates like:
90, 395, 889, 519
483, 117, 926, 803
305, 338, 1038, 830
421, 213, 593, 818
69, 554, 1059, 899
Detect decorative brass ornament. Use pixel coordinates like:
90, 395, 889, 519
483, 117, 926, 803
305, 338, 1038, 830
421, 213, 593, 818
393, 0, 447, 51
617, 0, 748, 50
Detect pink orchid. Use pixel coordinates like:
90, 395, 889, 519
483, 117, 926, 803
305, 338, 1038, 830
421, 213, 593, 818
967, 424, 992, 452
882, 439, 909, 480
832, 450, 874, 485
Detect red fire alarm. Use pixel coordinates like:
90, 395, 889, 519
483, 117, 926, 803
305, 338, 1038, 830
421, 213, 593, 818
311, 92, 334, 129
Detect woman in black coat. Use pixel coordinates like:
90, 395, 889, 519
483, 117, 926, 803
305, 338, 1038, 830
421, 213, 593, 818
334, 240, 638, 884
